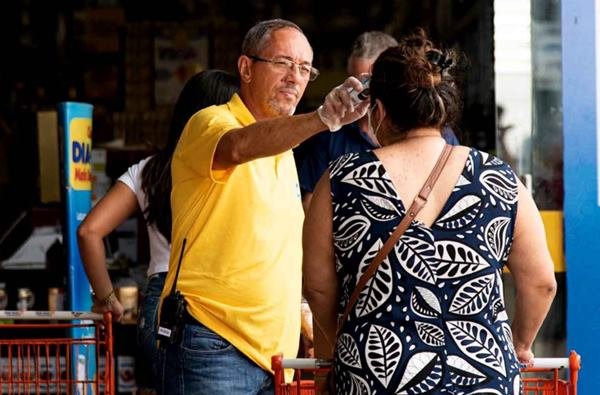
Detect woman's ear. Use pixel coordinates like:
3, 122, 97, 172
375, 99, 386, 121
373, 98, 390, 146
238, 56, 252, 83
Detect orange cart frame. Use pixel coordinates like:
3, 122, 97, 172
272, 350, 581, 395
0, 310, 114, 394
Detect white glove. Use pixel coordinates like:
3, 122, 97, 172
317, 77, 370, 132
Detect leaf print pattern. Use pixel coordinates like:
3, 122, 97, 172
335, 369, 372, 395
396, 235, 437, 284
415, 321, 445, 346
465, 154, 474, 178
482, 151, 503, 166
335, 256, 343, 272
355, 240, 393, 317
334, 215, 370, 252
342, 162, 398, 198
338, 333, 362, 368
360, 194, 400, 221
512, 374, 521, 395
446, 320, 507, 376
480, 169, 517, 204
449, 273, 495, 315
485, 217, 511, 261
356, 239, 383, 281
435, 195, 482, 229
479, 151, 490, 164
330, 152, 360, 178
455, 174, 471, 188
366, 325, 403, 387
348, 372, 371, 395
396, 352, 443, 394
491, 298, 509, 322
447, 355, 487, 386
329, 149, 519, 394
496, 270, 506, 307
502, 322, 517, 358
410, 287, 441, 318
436, 241, 490, 279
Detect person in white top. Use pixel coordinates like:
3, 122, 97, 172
117, 156, 171, 276
77, 69, 239, 394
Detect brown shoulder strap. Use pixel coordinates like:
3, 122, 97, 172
336, 144, 453, 336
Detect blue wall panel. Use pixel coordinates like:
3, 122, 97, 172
563, 1, 600, 392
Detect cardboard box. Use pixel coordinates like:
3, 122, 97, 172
36, 111, 60, 203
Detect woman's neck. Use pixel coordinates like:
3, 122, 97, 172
381, 127, 443, 145
403, 127, 442, 139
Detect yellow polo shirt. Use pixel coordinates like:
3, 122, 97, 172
163, 94, 304, 372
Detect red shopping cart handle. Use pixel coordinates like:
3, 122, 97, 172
278, 358, 332, 369
521, 351, 581, 370
273, 351, 581, 395
0, 310, 105, 321
276, 351, 581, 371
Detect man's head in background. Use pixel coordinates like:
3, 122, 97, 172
347, 31, 398, 141
347, 31, 398, 78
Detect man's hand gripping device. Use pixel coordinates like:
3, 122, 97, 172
348, 77, 370, 103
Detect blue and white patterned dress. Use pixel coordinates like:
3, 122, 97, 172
330, 148, 520, 395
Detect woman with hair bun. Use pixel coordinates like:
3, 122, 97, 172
303, 29, 556, 394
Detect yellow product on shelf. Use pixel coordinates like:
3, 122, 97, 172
540, 210, 565, 272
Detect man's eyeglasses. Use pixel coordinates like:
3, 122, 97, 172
248, 55, 319, 81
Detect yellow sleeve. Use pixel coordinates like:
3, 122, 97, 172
175, 106, 239, 183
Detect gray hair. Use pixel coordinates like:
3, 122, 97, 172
350, 31, 398, 60
242, 19, 304, 56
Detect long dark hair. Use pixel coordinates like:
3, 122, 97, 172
141, 70, 239, 241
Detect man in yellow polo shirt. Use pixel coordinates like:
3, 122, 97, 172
157, 19, 369, 394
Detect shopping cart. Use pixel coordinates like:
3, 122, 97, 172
272, 350, 581, 395
0, 310, 114, 394
521, 351, 581, 395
